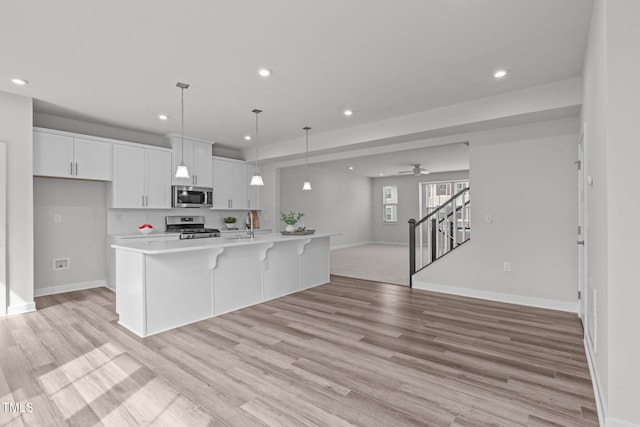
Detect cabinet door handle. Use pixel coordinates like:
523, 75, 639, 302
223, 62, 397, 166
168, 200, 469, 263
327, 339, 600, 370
142, 195, 145, 207
248, 200, 250, 209
75, 162, 78, 176
145, 195, 148, 206
70, 162, 73, 176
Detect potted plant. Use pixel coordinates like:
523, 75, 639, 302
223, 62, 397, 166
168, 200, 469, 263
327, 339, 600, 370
222, 216, 237, 229
281, 211, 303, 232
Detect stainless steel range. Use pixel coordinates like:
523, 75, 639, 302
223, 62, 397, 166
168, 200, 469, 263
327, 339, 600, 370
165, 216, 220, 239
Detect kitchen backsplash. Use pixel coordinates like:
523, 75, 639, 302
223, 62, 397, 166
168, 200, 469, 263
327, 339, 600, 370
107, 209, 256, 235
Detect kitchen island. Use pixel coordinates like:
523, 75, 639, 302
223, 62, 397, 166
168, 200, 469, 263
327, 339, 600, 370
111, 233, 334, 337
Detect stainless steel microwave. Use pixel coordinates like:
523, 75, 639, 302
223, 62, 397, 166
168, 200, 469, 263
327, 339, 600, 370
171, 186, 213, 208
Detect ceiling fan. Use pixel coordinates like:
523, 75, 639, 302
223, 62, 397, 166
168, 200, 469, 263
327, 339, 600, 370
398, 164, 430, 176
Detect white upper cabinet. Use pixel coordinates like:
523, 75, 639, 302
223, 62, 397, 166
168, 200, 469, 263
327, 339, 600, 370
211, 157, 248, 210
33, 129, 112, 181
111, 144, 172, 209
169, 136, 213, 187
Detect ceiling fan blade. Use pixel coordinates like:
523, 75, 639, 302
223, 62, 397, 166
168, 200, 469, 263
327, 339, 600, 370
420, 170, 431, 175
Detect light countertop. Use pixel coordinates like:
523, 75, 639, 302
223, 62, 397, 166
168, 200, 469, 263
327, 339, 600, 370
110, 231, 181, 239
111, 232, 336, 255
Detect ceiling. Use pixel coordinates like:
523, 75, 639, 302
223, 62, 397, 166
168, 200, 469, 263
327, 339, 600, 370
313, 143, 469, 178
1, 1, 593, 152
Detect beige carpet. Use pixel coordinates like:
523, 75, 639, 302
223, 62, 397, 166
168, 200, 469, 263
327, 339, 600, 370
330, 243, 409, 286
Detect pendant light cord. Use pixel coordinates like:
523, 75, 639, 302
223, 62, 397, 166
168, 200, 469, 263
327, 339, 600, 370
252, 109, 262, 172
304, 126, 311, 170
181, 86, 184, 163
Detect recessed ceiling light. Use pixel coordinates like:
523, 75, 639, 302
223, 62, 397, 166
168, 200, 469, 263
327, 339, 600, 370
258, 68, 272, 77
11, 78, 28, 86
493, 69, 508, 79
379, 173, 384, 176
343, 109, 353, 116
158, 114, 169, 121
244, 135, 252, 141
348, 166, 354, 170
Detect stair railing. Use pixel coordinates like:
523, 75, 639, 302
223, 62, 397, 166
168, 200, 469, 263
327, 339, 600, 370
409, 187, 470, 287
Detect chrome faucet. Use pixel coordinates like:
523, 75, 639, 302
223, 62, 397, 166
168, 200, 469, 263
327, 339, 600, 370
247, 211, 255, 239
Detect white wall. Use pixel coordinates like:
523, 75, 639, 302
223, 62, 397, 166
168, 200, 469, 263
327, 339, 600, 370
581, 0, 610, 419
279, 165, 373, 248
582, 1, 640, 425
34, 113, 167, 148
0, 143, 6, 315
371, 171, 469, 244
33, 178, 108, 295
0, 91, 34, 315
606, 1, 640, 423
414, 118, 579, 311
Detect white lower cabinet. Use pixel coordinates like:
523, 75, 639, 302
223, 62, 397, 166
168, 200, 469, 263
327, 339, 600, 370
111, 144, 171, 209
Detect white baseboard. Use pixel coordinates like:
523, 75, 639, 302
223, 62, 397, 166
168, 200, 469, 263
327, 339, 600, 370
412, 281, 578, 313
607, 418, 640, 427
371, 241, 408, 246
7, 302, 36, 316
35, 280, 107, 297
584, 334, 606, 427
330, 241, 375, 250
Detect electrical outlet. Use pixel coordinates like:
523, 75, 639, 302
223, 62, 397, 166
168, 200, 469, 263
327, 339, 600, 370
53, 258, 70, 270
503, 261, 511, 272
54, 214, 62, 223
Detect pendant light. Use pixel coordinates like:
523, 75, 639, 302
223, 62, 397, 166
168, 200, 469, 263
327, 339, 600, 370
302, 126, 312, 191
175, 82, 190, 179
249, 109, 264, 186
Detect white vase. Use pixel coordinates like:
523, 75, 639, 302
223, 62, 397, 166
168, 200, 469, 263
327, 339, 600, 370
226, 223, 236, 229
285, 224, 296, 232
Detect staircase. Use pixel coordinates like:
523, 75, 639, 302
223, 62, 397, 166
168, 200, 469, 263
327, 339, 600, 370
409, 187, 470, 287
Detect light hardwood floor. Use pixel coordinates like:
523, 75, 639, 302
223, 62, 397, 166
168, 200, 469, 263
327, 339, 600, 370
0, 276, 597, 426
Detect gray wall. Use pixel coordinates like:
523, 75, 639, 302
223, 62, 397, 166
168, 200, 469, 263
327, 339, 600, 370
582, 0, 640, 423
34, 178, 108, 293
34, 113, 167, 147
415, 118, 578, 306
0, 91, 34, 314
279, 165, 373, 248
371, 171, 469, 244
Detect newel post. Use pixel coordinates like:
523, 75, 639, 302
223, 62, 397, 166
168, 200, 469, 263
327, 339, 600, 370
408, 218, 416, 288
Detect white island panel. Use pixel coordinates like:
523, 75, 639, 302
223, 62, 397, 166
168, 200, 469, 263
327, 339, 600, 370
213, 245, 264, 315
115, 250, 145, 335
263, 240, 300, 300
300, 237, 330, 289
145, 251, 213, 335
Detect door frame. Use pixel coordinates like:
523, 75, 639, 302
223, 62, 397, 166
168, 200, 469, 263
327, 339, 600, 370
578, 127, 588, 322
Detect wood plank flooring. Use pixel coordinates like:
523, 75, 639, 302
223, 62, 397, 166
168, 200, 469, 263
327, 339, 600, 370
0, 275, 597, 426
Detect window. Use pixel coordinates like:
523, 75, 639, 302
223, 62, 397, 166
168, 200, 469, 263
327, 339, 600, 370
420, 179, 469, 217
383, 185, 398, 222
